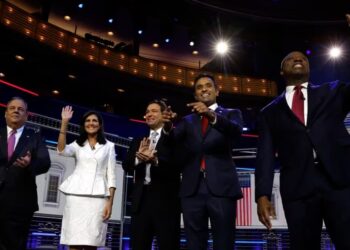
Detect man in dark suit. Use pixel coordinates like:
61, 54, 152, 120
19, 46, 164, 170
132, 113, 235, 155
164, 73, 243, 250
255, 51, 350, 250
0, 97, 51, 250
122, 99, 180, 250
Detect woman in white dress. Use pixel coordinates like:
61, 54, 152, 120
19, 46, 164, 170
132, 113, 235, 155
57, 106, 117, 250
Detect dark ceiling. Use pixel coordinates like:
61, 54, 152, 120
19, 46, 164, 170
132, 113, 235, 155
1, 0, 350, 130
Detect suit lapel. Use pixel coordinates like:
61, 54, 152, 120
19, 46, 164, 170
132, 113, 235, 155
0, 128, 7, 162
276, 91, 306, 126
191, 114, 203, 139
307, 83, 326, 126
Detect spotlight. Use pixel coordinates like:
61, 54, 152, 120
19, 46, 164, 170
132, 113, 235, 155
189, 41, 195, 46
108, 18, 114, 24
305, 49, 312, 55
138, 30, 143, 35
78, 3, 84, 9
215, 40, 229, 55
165, 38, 170, 43
329, 47, 342, 59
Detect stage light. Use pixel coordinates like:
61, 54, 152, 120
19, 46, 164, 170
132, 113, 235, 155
78, 3, 84, 9
64, 15, 71, 21
108, 18, 114, 24
15, 55, 25, 61
138, 30, 143, 35
165, 38, 170, 43
329, 47, 342, 59
306, 49, 312, 55
215, 40, 229, 55
107, 31, 114, 36
153, 43, 159, 48
189, 41, 195, 46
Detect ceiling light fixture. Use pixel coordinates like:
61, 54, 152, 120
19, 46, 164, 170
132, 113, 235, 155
15, 55, 25, 61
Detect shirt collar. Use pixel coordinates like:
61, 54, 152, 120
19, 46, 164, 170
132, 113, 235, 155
208, 103, 218, 111
149, 127, 162, 137
7, 125, 24, 136
286, 82, 309, 93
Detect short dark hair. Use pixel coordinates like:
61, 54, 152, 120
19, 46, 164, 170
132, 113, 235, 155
194, 73, 217, 89
280, 51, 308, 70
6, 96, 28, 111
76, 110, 106, 146
147, 98, 168, 112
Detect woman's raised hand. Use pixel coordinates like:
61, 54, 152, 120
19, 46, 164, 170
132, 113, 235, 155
61, 106, 74, 122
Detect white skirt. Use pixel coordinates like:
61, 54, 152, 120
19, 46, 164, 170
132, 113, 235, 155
60, 194, 108, 246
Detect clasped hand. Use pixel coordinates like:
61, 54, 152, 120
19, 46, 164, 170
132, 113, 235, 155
13, 151, 31, 168
136, 138, 157, 164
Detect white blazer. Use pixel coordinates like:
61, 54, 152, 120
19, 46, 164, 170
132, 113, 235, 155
58, 140, 117, 196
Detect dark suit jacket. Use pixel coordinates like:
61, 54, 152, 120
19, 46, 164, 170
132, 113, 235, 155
171, 106, 243, 198
255, 81, 350, 202
0, 127, 51, 218
122, 131, 180, 213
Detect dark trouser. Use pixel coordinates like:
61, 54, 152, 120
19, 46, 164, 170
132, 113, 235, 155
131, 186, 180, 250
283, 163, 350, 250
0, 214, 33, 250
181, 177, 237, 250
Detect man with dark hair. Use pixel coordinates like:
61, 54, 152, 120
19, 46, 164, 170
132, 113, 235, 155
255, 51, 350, 249
164, 74, 243, 250
0, 97, 51, 250
122, 99, 180, 250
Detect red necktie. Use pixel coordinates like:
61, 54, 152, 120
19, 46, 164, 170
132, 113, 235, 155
7, 129, 17, 160
292, 85, 305, 124
201, 116, 209, 134
200, 116, 209, 171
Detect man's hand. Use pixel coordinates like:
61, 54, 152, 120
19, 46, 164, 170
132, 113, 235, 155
187, 102, 216, 123
136, 138, 157, 163
162, 106, 177, 133
257, 196, 276, 230
14, 151, 31, 168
